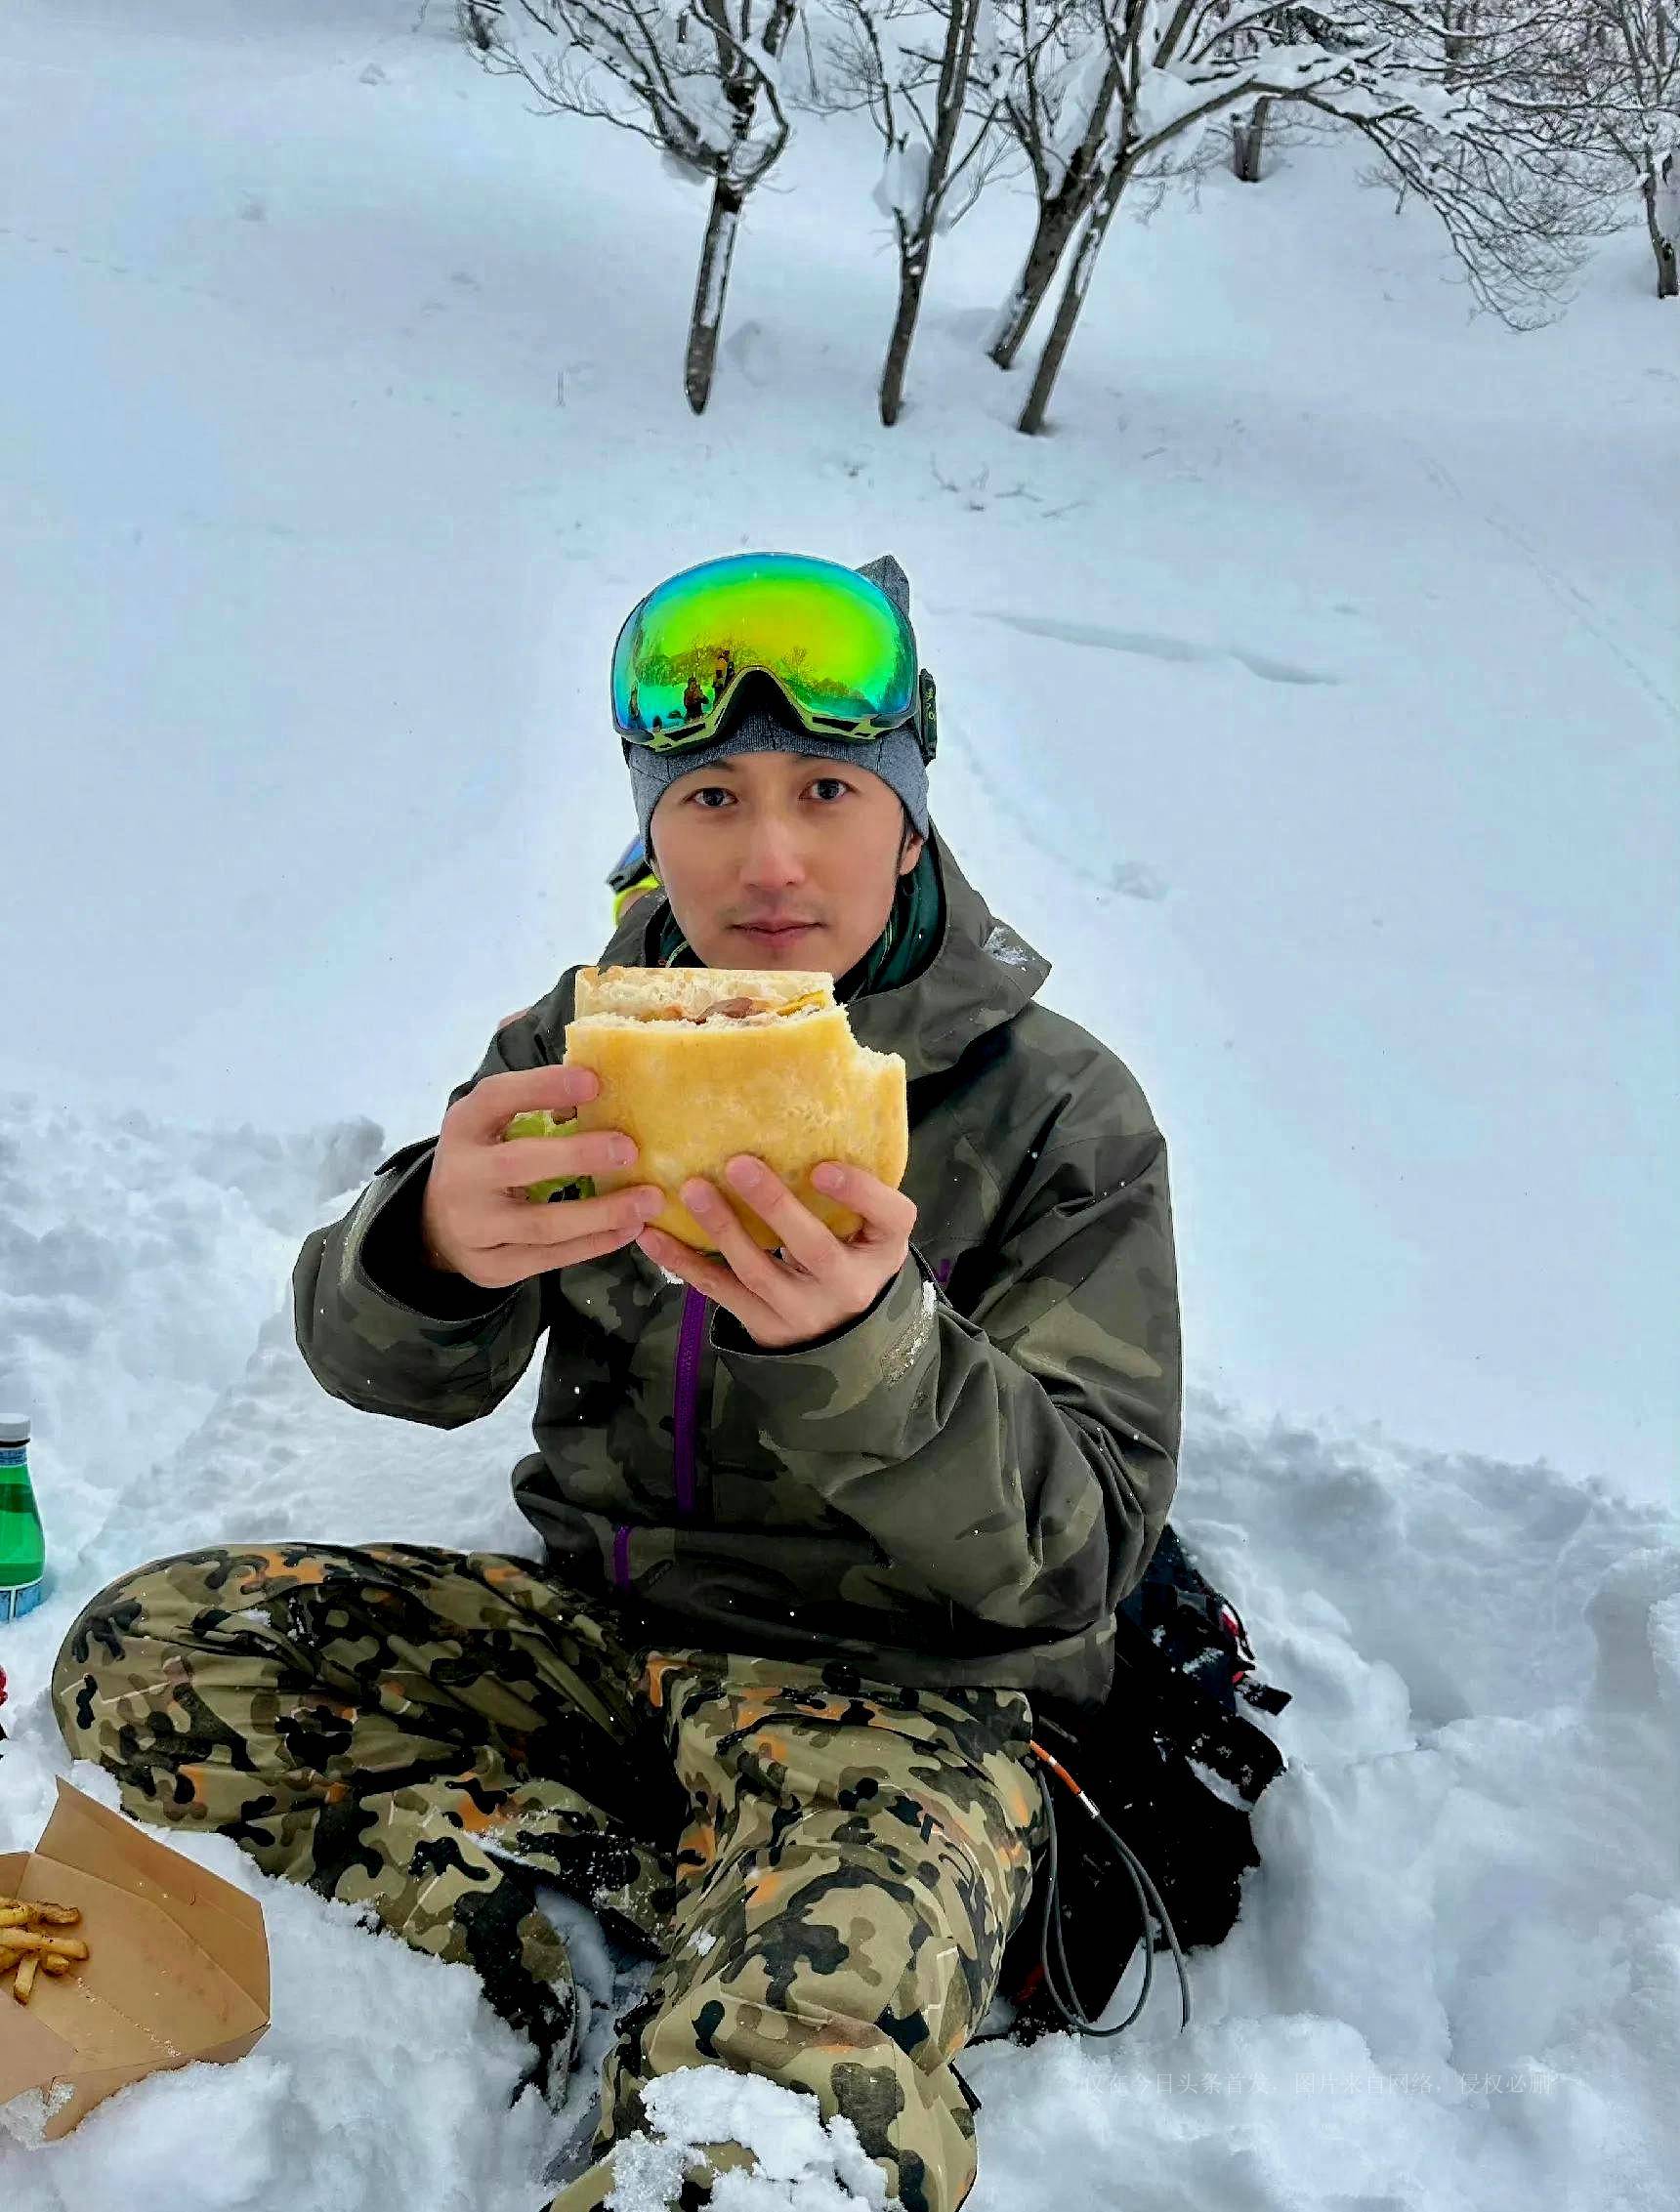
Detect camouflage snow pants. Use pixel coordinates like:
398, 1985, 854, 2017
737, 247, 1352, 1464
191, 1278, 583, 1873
51, 1543, 1044, 2212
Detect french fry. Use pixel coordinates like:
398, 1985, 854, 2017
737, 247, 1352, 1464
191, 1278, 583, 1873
0, 1897, 92, 2000
0, 1930, 89, 1959
1, 1899, 81, 1928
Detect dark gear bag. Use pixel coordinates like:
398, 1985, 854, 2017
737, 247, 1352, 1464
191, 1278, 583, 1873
994, 1522, 1292, 2043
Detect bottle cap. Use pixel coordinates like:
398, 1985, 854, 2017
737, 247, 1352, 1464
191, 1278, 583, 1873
0, 1420, 27, 1447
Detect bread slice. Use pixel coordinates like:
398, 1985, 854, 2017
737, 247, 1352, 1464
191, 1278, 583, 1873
564, 967, 908, 1254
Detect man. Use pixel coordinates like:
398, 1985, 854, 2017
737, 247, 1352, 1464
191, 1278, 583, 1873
52, 552, 1182, 2212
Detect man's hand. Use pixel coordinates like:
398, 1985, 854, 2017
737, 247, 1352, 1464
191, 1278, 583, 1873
420, 1066, 665, 1292
634, 1157, 917, 1350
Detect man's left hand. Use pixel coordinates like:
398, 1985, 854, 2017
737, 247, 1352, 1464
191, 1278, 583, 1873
634, 1157, 916, 1350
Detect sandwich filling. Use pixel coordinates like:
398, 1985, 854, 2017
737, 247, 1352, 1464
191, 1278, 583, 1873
593, 987, 832, 1028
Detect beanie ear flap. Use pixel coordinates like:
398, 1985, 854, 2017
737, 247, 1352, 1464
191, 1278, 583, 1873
857, 554, 911, 621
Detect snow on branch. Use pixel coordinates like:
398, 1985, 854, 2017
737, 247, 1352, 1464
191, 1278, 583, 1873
820, 0, 1011, 236
489, 0, 798, 185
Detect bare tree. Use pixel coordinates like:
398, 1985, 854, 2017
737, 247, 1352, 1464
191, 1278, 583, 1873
1558, 1, 1680, 295
1012, 2, 1612, 436
1354, 3, 1630, 296
819, 0, 1010, 423
481, 0, 801, 411
989, 2, 1341, 362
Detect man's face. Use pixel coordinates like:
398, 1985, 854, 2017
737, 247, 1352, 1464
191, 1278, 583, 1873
651, 749, 925, 977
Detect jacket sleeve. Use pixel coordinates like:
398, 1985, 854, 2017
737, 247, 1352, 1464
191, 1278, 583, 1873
290, 998, 566, 1432
709, 1114, 1182, 1640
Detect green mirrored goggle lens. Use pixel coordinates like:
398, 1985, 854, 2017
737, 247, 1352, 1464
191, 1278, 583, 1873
611, 553, 919, 752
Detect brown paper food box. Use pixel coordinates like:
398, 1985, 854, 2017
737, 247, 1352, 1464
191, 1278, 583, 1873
0, 1776, 270, 2142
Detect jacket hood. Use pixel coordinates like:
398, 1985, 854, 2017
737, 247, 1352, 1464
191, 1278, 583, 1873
595, 822, 1052, 1086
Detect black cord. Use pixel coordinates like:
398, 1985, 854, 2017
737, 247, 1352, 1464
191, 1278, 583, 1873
1031, 1766, 1193, 2038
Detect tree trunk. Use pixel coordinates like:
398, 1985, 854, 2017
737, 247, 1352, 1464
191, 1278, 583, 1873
989, 68, 1117, 371
873, 0, 986, 423
1017, 161, 1126, 437
685, 178, 744, 413
1232, 99, 1272, 184
880, 239, 931, 426
1644, 161, 1679, 301
988, 174, 1100, 369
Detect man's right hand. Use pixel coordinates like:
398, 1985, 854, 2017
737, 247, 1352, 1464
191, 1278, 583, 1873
420, 1066, 664, 1291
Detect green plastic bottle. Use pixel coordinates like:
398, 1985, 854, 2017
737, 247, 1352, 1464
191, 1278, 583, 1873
0, 1408, 45, 1624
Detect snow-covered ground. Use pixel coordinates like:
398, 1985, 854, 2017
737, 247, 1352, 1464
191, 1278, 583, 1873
2, 1, 1676, 2206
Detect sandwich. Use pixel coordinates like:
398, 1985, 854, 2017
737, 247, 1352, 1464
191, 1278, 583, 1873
560, 965, 908, 1254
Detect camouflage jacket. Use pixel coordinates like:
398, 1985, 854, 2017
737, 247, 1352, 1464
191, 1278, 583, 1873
292, 826, 1181, 1709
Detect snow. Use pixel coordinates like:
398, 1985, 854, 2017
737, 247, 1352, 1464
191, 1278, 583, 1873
699, 206, 740, 329
1, 0, 1677, 2205
602, 2070, 892, 2208
0, 2082, 74, 2152
873, 141, 933, 230
1041, 44, 1117, 196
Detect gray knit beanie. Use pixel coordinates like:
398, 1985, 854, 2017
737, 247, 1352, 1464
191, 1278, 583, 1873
622, 555, 931, 862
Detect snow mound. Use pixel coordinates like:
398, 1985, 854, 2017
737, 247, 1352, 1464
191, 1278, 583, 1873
0, 1092, 387, 1589
607, 2068, 893, 2210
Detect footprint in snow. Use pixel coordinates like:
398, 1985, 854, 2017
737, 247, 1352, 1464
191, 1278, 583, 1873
722, 318, 777, 389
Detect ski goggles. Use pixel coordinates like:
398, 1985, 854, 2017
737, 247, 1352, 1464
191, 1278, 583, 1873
610, 552, 938, 764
